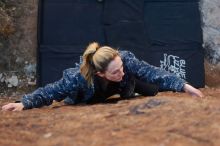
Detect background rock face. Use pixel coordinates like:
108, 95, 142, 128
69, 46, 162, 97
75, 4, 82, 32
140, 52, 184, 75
0, 0, 38, 95
200, 0, 220, 87
0, 0, 219, 96
201, 0, 220, 64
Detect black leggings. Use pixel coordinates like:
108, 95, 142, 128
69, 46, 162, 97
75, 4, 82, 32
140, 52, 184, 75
120, 76, 159, 99
65, 77, 160, 104
134, 78, 159, 96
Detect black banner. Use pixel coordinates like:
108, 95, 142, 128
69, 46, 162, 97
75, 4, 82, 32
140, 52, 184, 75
145, 44, 205, 88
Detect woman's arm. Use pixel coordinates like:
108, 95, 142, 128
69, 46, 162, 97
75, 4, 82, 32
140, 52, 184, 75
122, 51, 204, 97
183, 83, 204, 98
2, 103, 24, 111
2, 68, 81, 111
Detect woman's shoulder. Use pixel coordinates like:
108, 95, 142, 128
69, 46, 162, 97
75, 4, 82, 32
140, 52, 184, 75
119, 50, 136, 60
63, 67, 79, 75
62, 67, 83, 81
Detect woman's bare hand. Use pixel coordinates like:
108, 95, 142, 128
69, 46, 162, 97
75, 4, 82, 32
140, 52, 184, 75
2, 103, 24, 111
183, 83, 204, 98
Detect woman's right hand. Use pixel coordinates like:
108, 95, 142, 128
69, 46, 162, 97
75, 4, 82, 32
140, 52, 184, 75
2, 103, 24, 111
183, 83, 204, 98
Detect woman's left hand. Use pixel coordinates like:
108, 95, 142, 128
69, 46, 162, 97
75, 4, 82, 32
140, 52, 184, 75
183, 83, 204, 98
2, 103, 24, 111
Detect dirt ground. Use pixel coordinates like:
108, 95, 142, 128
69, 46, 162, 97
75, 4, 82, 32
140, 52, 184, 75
0, 88, 220, 146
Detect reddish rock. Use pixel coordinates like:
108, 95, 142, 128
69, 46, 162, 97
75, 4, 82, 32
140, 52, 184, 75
0, 88, 220, 146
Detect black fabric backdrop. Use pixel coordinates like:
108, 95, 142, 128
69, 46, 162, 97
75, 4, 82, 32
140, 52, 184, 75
144, 2, 203, 45
145, 43, 204, 88
37, 0, 105, 85
37, 0, 204, 87
103, 0, 145, 24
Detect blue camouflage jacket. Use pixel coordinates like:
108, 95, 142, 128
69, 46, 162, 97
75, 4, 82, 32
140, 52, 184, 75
22, 50, 186, 109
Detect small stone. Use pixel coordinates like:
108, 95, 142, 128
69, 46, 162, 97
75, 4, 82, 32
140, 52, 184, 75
1, 77, 5, 82
28, 80, 36, 86
12, 7, 16, 11
43, 132, 52, 138
129, 99, 167, 115
7, 84, 12, 88
8, 75, 19, 87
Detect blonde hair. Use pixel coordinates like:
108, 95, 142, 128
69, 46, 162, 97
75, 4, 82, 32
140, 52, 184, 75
80, 42, 119, 85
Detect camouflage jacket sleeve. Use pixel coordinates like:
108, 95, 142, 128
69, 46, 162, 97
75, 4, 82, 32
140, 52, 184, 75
121, 51, 186, 92
21, 68, 81, 109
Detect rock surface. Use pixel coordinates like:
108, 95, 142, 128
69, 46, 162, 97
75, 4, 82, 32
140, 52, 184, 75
0, 88, 220, 146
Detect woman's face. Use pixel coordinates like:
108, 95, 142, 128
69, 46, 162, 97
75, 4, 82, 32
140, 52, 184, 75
96, 56, 125, 82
